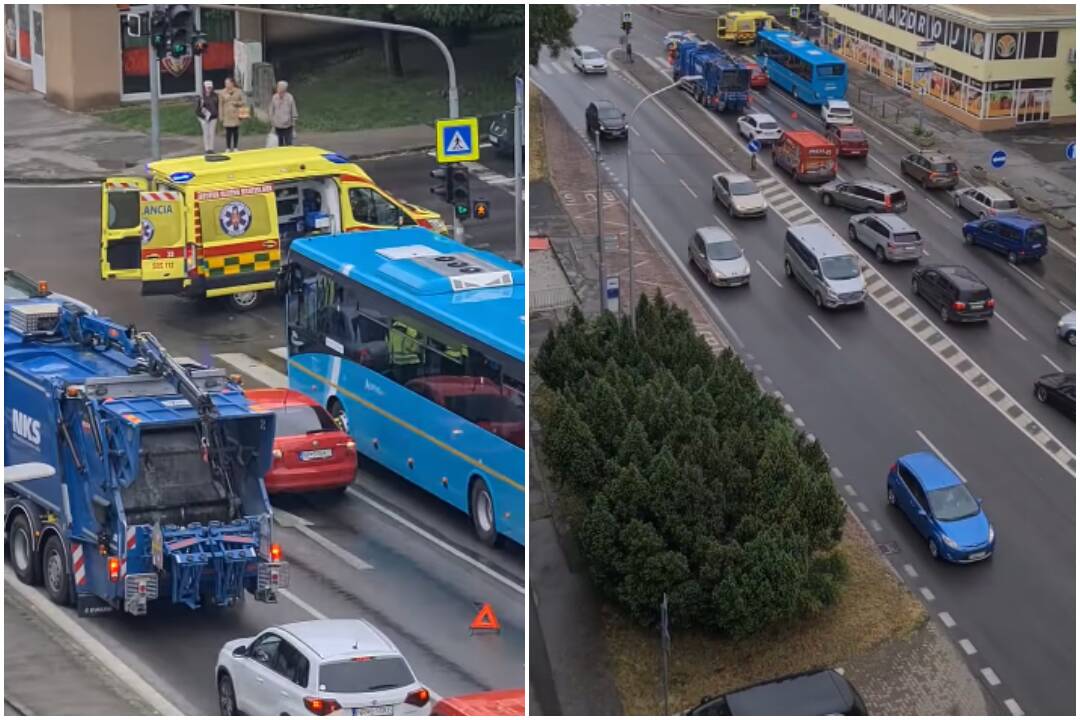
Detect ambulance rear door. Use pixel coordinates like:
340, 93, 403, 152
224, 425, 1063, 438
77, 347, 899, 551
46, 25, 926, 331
100, 176, 149, 280
192, 184, 281, 294
139, 190, 187, 295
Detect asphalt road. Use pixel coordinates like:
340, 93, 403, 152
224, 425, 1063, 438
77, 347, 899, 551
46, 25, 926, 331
4, 149, 524, 714
533, 5, 1075, 715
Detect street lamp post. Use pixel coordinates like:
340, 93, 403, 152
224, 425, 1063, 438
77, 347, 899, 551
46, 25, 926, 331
625, 75, 700, 327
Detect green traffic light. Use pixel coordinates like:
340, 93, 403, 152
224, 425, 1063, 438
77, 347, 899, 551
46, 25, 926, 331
455, 204, 470, 219
171, 42, 187, 58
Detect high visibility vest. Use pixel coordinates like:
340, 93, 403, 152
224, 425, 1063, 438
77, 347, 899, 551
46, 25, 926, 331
444, 343, 468, 364
389, 321, 422, 366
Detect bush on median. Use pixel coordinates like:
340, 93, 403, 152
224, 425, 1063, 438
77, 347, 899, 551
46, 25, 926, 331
534, 293, 847, 637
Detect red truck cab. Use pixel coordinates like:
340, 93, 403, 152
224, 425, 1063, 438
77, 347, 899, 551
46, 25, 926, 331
826, 124, 869, 158
772, 130, 838, 183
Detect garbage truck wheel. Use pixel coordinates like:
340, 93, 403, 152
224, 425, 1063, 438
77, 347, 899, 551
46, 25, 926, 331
42, 535, 72, 606
9, 514, 41, 585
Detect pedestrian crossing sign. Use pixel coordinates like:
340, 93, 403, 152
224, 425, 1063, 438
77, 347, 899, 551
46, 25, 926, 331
436, 117, 480, 163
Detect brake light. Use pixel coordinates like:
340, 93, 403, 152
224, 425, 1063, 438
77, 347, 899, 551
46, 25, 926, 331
405, 688, 431, 707
889, 463, 897, 475
303, 697, 341, 716
270, 543, 282, 562
345, 441, 356, 451
884, 195, 893, 210
986, 298, 996, 309
953, 301, 966, 312
108, 556, 121, 582
37, 280, 48, 294
928, 172, 940, 179
272, 448, 283, 460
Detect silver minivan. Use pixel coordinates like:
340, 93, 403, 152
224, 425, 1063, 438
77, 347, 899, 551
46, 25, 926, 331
848, 213, 924, 262
784, 223, 866, 308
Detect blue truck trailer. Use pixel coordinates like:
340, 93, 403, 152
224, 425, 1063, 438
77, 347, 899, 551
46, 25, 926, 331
4, 299, 288, 616
673, 40, 752, 113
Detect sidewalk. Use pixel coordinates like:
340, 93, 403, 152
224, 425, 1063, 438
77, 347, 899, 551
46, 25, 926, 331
4, 87, 435, 182
4, 583, 161, 715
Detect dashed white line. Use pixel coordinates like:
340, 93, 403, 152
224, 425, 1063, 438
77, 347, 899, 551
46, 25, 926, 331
869, 518, 883, 532
1058, 299, 1073, 311
651, 147, 666, 164
920, 586, 935, 601
1009, 264, 1046, 290
679, 177, 698, 198
1042, 354, 1064, 372
710, 215, 733, 233
807, 315, 843, 351
903, 564, 919, 578
755, 260, 782, 287
958, 638, 977, 655
280, 588, 330, 620
843, 483, 856, 496
993, 311, 1028, 342
1004, 698, 1024, 715
629, 125, 641, 137
981, 667, 1001, 686
832, 467, 845, 479
794, 417, 806, 428
915, 430, 969, 484
855, 501, 869, 513
926, 198, 955, 220
938, 610, 955, 627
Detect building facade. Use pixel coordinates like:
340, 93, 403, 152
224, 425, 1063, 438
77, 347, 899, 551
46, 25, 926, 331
5, 4, 263, 110
820, 4, 1076, 130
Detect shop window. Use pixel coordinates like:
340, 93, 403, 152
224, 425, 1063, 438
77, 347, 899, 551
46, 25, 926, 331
986, 81, 1015, 118
1041, 31, 1058, 59
1022, 32, 1042, 59
200, 9, 236, 89
993, 32, 1020, 61
16, 5, 29, 63
5, 5, 30, 64
965, 83, 984, 117
944, 77, 964, 108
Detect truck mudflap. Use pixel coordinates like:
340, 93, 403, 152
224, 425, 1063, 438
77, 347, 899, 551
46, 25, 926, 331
255, 561, 290, 603
124, 573, 160, 615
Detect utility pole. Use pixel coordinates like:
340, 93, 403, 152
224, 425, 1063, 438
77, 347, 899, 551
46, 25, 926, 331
513, 76, 524, 265
149, 40, 161, 161
594, 128, 605, 311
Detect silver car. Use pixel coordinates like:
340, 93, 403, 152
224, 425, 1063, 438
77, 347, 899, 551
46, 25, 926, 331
689, 227, 751, 287
784, 223, 866, 309
571, 46, 608, 74
847, 213, 923, 263
952, 186, 1019, 219
712, 172, 767, 218
1057, 311, 1076, 345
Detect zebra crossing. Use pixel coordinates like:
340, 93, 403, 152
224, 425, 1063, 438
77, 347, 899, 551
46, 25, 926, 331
214, 349, 290, 389
756, 176, 816, 226
423, 151, 517, 194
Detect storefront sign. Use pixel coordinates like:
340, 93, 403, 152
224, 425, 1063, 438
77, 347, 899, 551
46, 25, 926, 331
843, 4, 1001, 58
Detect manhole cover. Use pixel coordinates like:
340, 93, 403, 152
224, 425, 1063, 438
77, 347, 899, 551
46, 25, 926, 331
877, 542, 900, 556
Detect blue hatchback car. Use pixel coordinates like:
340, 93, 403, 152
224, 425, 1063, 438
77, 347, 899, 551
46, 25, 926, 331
887, 452, 994, 563
961, 216, 1048, 264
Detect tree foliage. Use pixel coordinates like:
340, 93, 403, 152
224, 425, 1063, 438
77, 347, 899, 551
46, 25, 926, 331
528, 5, 577, 65
1068, 67, 1076, 104
534, 293, 848, 636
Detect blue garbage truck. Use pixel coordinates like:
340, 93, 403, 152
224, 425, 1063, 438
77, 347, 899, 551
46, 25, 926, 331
4, 299, 288, 616
673, 39, 752, 113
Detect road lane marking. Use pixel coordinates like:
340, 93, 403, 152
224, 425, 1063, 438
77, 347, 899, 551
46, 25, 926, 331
269, 346, 289, 360
711, 214, 733, 231
755, 260, 782, 287
629, 125, 640, 137
783, 403, 794, 413
856, 501, 869, 513
346, 487, 525, 596
832, 467, 845, 479
807, 315, 843, 350
938, 610, 955, 627
215, 352, 288, 387
1042, 354, 1064, 372
1059, 299, 1073, 311
903, 564, 918, 579
1009, 264, 1046, 290
679, 178, 698, 198
981, 667, 1001, 686
794, 417, 805, 428
274, 508, 375, 571
1004, 698, 1024, 715
926, 198, 955, 220
868, 156, 916, 190
650, 147, 666, 164
959, 638, 977, 655
280, 588, 330, 619
993, 312, 1028, 342
920, 587, 935, 601
869, 519, 882, 532
916, 431, 970, 484
4, 567, 185, 716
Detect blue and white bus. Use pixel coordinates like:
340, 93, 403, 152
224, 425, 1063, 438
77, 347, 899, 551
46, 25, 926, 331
281, 227, 525, 546
756, 29, 847, 105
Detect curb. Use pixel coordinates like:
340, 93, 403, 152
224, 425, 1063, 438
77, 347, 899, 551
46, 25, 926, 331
4, 694, 33, 716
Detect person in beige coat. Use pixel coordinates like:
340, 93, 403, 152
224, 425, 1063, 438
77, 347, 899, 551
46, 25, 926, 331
269, 81, 299, 147
218, 77, 246, 152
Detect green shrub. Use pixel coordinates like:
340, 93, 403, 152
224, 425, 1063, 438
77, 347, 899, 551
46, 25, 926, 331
535, 292, 847, 635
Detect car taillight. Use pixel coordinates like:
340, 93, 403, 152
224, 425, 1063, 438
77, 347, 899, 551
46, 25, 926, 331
889, 463, 897, 475
986, 298, 996, 309
884, 195, 893, 210
270, 543, 283, 562
405, 688, 431, 707
928, 172, 940, 179
272, 448, 283, 460
303, 697, 341, 716
345, 440, 356, 451
108, 556, 121, 582
953, 301, 966, 312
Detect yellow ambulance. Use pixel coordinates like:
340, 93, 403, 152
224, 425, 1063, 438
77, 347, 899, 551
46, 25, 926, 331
716, 11, 776, 45
99, 147, 448, 311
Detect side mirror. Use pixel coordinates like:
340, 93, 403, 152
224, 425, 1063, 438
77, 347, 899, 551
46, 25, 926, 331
232, 645, 248, 658
397, 212, 405, 228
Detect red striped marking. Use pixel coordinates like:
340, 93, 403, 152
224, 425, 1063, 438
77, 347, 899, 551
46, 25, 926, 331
200, 238, 279, 257
71, 545, 87, 586
140, 191, 180, 202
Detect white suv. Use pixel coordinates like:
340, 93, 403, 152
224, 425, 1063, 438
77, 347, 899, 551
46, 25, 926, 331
216, 620, 432, 716
571, 45, 608, 74
736, 113, 783, 144
820, 99, 854, 126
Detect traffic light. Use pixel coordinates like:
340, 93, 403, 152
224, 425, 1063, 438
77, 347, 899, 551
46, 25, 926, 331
450, 165, 470, 220
149, 9, 168, 52
165, 4, 193, 58
429, 167, 450, 203
472, 199, 489, 220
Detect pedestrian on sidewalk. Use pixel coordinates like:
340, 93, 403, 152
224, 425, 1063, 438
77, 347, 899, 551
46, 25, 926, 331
194, 81, 219, 154
219, 76, 247, 152
269, 81, 299, 147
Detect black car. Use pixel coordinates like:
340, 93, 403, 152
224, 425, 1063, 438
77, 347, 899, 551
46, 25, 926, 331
911, 264, 994, 323
585, 100, 627, 140
487, 111, 523, 162
1034, 372, 1075, 417
685, 669, 868, 716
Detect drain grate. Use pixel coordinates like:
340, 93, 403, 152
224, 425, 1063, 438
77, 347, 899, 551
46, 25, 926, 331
877, 542, 900, 556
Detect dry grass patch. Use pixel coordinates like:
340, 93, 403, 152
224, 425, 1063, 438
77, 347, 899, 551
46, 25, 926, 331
603, 514, 927, 715
529, 84, 547, 181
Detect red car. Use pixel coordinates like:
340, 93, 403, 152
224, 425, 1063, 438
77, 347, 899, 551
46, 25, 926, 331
431, 689, 525, 716
742, 60, 769, 90
826, 124, 869, 159
406, 376, 525, 448
244, 388, 357, 494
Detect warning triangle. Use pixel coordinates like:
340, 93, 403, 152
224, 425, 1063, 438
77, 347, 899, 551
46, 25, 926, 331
447, 130, 470, 153
470, 602, 501, 632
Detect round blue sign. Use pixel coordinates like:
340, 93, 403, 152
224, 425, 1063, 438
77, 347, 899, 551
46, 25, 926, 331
1067, 142, 1076, 162
990, 150, 1007, 169
748, 139, 761, 154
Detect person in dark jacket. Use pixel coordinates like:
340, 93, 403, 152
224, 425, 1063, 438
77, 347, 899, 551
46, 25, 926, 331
194, 80, 219, 154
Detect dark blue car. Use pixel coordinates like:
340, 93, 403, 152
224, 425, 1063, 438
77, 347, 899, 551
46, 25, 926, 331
887, 452, 994, 563
961, 215, 1048, 264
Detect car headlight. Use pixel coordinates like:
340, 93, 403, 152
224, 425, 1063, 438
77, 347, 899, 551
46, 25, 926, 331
428, 218, 448, 235
825, 288, 839, 299
941, 535, 960, 550
987, 526, 994, 544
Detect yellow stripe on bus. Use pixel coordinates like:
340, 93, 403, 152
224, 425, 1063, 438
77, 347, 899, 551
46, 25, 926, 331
288, 359, 524, 492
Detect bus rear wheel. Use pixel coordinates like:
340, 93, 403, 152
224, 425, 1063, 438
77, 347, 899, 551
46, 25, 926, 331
469, 479, 498, 547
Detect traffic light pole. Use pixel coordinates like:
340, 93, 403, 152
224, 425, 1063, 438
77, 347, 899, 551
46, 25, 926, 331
513, 90, 523, 264
218, 6, 463, 240
149, 41, 161, 161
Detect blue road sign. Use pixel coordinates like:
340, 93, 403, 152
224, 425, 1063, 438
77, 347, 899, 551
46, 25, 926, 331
1067, 142, 1075, 162
990, 149, 1007, 169
435, 117, 480, 163
748, 139, 761, 154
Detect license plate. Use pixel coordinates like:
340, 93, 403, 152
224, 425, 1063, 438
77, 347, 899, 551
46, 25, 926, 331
968, 551, 987, 561
969, 302, 984, 310
300, 449, 333, 461
1032, 243, 1043, 249
352, 706, 393, 716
